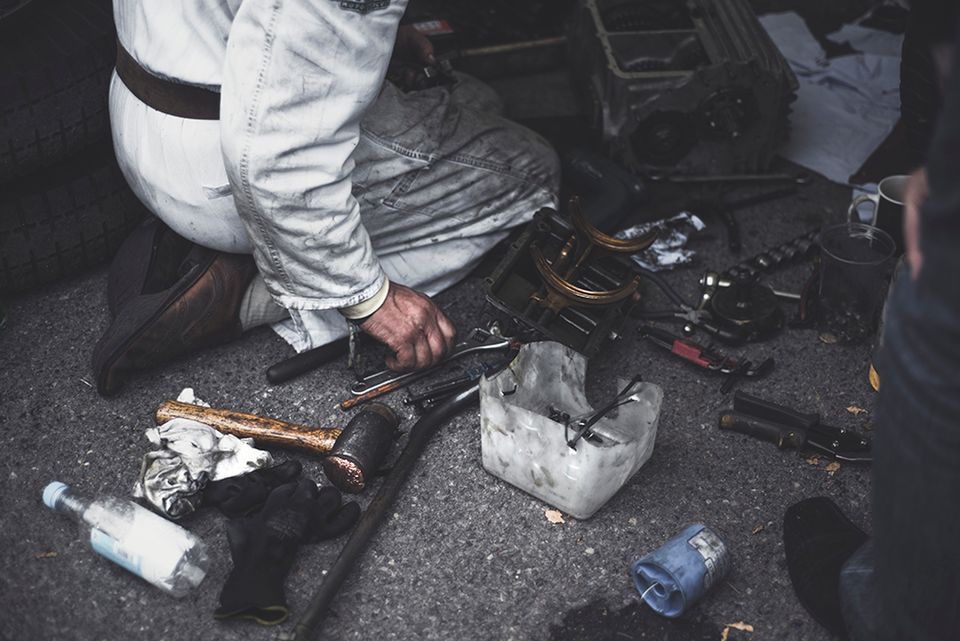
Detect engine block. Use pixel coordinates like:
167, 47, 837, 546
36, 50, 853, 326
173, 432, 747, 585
568, 0, 797, 174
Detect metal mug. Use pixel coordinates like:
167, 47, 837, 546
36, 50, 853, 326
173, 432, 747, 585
848, 175, 907, 254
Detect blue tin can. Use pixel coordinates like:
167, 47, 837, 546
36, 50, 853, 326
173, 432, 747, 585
631, 523, 730, 618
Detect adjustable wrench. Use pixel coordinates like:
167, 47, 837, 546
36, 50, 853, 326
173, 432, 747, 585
340, 326, 520, 411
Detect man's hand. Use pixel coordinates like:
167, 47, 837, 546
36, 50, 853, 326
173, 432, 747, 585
904, 168, 928, 280
388, 26, 440, 92
359, 284, 456, 371
395, 25, 436, 65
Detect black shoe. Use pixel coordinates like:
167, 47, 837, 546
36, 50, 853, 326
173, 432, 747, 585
106, 217, 194, 317
92, 246, 256, 396
783, 497, 869, 638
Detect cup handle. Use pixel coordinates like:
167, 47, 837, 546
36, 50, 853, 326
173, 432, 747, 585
848, 194, 878, 223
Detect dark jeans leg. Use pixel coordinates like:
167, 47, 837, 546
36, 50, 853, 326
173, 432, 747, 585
840, 264, 960, 641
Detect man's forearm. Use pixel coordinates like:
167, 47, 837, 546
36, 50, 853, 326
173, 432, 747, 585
220, 0, 408, 311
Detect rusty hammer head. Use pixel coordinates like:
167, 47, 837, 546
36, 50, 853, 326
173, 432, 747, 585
154, 399, 400, 494
323, 403, 399, 493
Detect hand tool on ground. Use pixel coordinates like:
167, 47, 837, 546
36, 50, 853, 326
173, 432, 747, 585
266, 331, 377, 385
283, 383, 481, 641
639, 325, 774, 393
342, 324, 521, 411
633, 267, 783, 344
266, 337, 349, 384
154, 400, 399, 493
403, 364, 494, 412
718, 391, 872, 462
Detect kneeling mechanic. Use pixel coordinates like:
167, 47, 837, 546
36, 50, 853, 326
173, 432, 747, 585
94, 0, 560, 394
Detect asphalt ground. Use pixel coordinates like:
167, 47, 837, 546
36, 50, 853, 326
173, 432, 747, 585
1, 4, 887, 641
0, 165, 877, 641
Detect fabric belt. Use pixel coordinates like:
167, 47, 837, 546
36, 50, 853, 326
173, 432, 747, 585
115, 41, 221, 120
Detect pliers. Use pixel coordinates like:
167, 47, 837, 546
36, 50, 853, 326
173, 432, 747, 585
639, 325, 774, 393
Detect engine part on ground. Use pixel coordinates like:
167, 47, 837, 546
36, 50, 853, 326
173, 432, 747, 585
0, 0, 116, 181
567, 0, 797, 175
480, 341, 662, 519
485, 207, 651, 357
632, 523, 730, 618
286, 384, 481, 641
721, 229, 820, 282
0, 143, 150, 294
634, 265, 784, 345
707, 280, 784, 342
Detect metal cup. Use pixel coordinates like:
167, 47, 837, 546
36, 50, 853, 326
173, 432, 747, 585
848, 175, 907, 254
818, 223, 896, 344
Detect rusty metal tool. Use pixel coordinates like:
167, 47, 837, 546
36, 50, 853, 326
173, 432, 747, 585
154, 400, 399, 493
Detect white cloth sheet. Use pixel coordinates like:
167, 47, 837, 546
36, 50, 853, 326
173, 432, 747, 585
760, 12, 904, 185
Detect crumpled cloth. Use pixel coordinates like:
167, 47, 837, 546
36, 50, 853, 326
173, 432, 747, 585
133, 418, 274, 519
618, 212, 706, 272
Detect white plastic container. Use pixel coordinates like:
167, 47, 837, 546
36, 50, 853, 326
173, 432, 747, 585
480, 341, 662, 519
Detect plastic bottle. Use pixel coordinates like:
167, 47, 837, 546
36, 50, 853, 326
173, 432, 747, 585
42, 481, 209, 597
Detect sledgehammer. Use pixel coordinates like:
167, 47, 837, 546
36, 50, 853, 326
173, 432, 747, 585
154, 400, 399, 493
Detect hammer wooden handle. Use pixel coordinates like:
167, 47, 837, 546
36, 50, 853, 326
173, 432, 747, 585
155, 400, 342, 455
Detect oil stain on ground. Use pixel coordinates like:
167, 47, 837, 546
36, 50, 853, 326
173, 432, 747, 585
550, 599, 721, 641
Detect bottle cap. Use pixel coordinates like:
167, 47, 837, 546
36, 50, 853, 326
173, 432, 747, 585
42, 481, 69, 509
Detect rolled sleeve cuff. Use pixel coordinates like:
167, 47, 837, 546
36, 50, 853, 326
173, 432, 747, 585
271, 268, 387, 311
338, 276, 390, 320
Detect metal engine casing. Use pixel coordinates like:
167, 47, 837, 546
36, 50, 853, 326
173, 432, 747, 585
568, 0, 797, 174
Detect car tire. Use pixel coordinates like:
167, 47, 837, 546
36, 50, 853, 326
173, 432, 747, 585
0, 143, 149, 294
0, 0, 116, 182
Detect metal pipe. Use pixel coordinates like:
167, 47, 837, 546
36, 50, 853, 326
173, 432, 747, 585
284, 384, 482, 641
456, 36, 567, 58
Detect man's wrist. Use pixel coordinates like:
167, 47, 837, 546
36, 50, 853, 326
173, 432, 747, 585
338, 278, 390, 325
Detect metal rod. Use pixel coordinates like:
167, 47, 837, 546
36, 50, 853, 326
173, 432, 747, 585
456, 36, 567, 58
285, 384, 481, 641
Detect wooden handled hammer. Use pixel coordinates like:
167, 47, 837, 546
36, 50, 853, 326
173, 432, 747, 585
154, 400, 399, 493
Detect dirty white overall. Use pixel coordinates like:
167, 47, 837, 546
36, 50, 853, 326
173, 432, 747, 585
109, 0, 560, 351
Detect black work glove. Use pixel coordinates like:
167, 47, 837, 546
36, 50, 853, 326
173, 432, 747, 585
202, 460, 303, 517
214, 478, 360, 625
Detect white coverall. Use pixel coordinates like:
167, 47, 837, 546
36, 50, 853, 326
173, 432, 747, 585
110, 0, 560, 351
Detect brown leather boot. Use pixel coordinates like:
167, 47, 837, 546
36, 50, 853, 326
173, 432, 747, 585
92, 245, 257, 396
